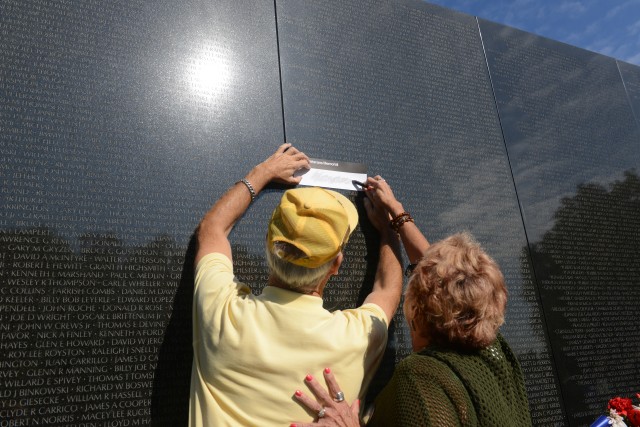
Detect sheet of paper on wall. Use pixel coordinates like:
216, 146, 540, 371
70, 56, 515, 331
296, 158, 367, 191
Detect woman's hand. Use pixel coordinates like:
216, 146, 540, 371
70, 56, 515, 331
364, 176, 403, 216
363, 175, 397, 232
365, 175, 429, 263
258, 143, 310, 185
291, 368, 361, 427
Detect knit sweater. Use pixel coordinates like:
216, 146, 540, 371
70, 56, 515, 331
368, 334, 532, 427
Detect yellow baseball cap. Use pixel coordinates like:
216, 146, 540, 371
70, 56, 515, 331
267, 187, 358, 268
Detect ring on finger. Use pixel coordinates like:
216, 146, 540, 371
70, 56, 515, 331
317, 407, 326, 418
334, 391, 345, 402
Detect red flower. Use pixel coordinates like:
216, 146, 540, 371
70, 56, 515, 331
609, 397, 634, 417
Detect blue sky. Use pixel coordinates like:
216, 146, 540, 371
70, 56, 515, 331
425, 0, 640, 66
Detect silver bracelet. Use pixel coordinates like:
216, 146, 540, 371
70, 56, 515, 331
238, 178, 256, 202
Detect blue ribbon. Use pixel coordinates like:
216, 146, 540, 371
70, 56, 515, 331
590, 415, 610, 427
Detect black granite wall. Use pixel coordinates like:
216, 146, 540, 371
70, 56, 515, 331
1, 1, 638, 426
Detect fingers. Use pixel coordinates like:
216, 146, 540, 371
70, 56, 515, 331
322, 368, 342, 399
277, 142, 292, 154
292, 371, 360, 427
280, 144, 308, 161
295, 154, 311, 168
275, 143, 308, 162
366, 175, 385, 187
366, 176, 379, 188
289, 175, 303, 184
285, 146, 300, 156
351, 399, 360, 418
282, 157, 309, 184
267, 144, 309, 184
303, 374, 333, 406
282, 146, 309, 169
293, 389, 323, 414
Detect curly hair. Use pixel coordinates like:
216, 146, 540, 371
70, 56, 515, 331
407, 232, 507, 351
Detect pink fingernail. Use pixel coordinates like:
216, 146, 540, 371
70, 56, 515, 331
295, 390, 302, 397
305, 374, 313, 382
324, 367, 331, 374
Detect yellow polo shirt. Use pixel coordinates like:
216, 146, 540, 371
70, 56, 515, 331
189, 253, 388, 427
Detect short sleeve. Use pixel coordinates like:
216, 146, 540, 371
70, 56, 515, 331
337, 303, 389, 390
341, 303, 388, 353
194, 253, 250, 316
355, 303, 388, 326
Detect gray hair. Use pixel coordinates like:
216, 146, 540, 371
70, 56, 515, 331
266, 241, 335, 293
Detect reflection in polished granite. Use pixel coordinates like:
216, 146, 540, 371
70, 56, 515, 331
480, 19, 640, 427
0, 0, 283, 424
276, 1, 563, 421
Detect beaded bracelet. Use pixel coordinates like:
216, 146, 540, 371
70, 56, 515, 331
390, 211, 414, 233
238, 178, 256, 203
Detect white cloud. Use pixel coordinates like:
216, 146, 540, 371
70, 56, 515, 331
605, 0, 637, 20
627, 18, 640, 36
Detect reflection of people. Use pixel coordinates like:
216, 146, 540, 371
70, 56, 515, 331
292, 177, 532, 427
189, 145, 403, 426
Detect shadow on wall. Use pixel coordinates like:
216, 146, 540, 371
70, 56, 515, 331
0, 228, 194, 425
352, 193, 401, 406
150, 235, 196, 425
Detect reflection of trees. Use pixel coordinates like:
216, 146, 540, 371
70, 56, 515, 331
527, 170, 640, 427
0, 228, 192, 426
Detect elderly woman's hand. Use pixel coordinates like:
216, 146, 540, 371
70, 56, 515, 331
362, 175, 397, 232
364, 176, 403, 216
291, 368, 361, 427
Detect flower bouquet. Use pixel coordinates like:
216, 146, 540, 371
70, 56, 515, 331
591, 394, 640, 427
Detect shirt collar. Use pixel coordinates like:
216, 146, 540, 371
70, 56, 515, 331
260, 286, 325, 309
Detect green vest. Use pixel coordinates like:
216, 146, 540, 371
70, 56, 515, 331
368, 334, 532, 427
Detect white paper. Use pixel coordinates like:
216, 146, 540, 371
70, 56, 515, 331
296, 158, 367, 191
